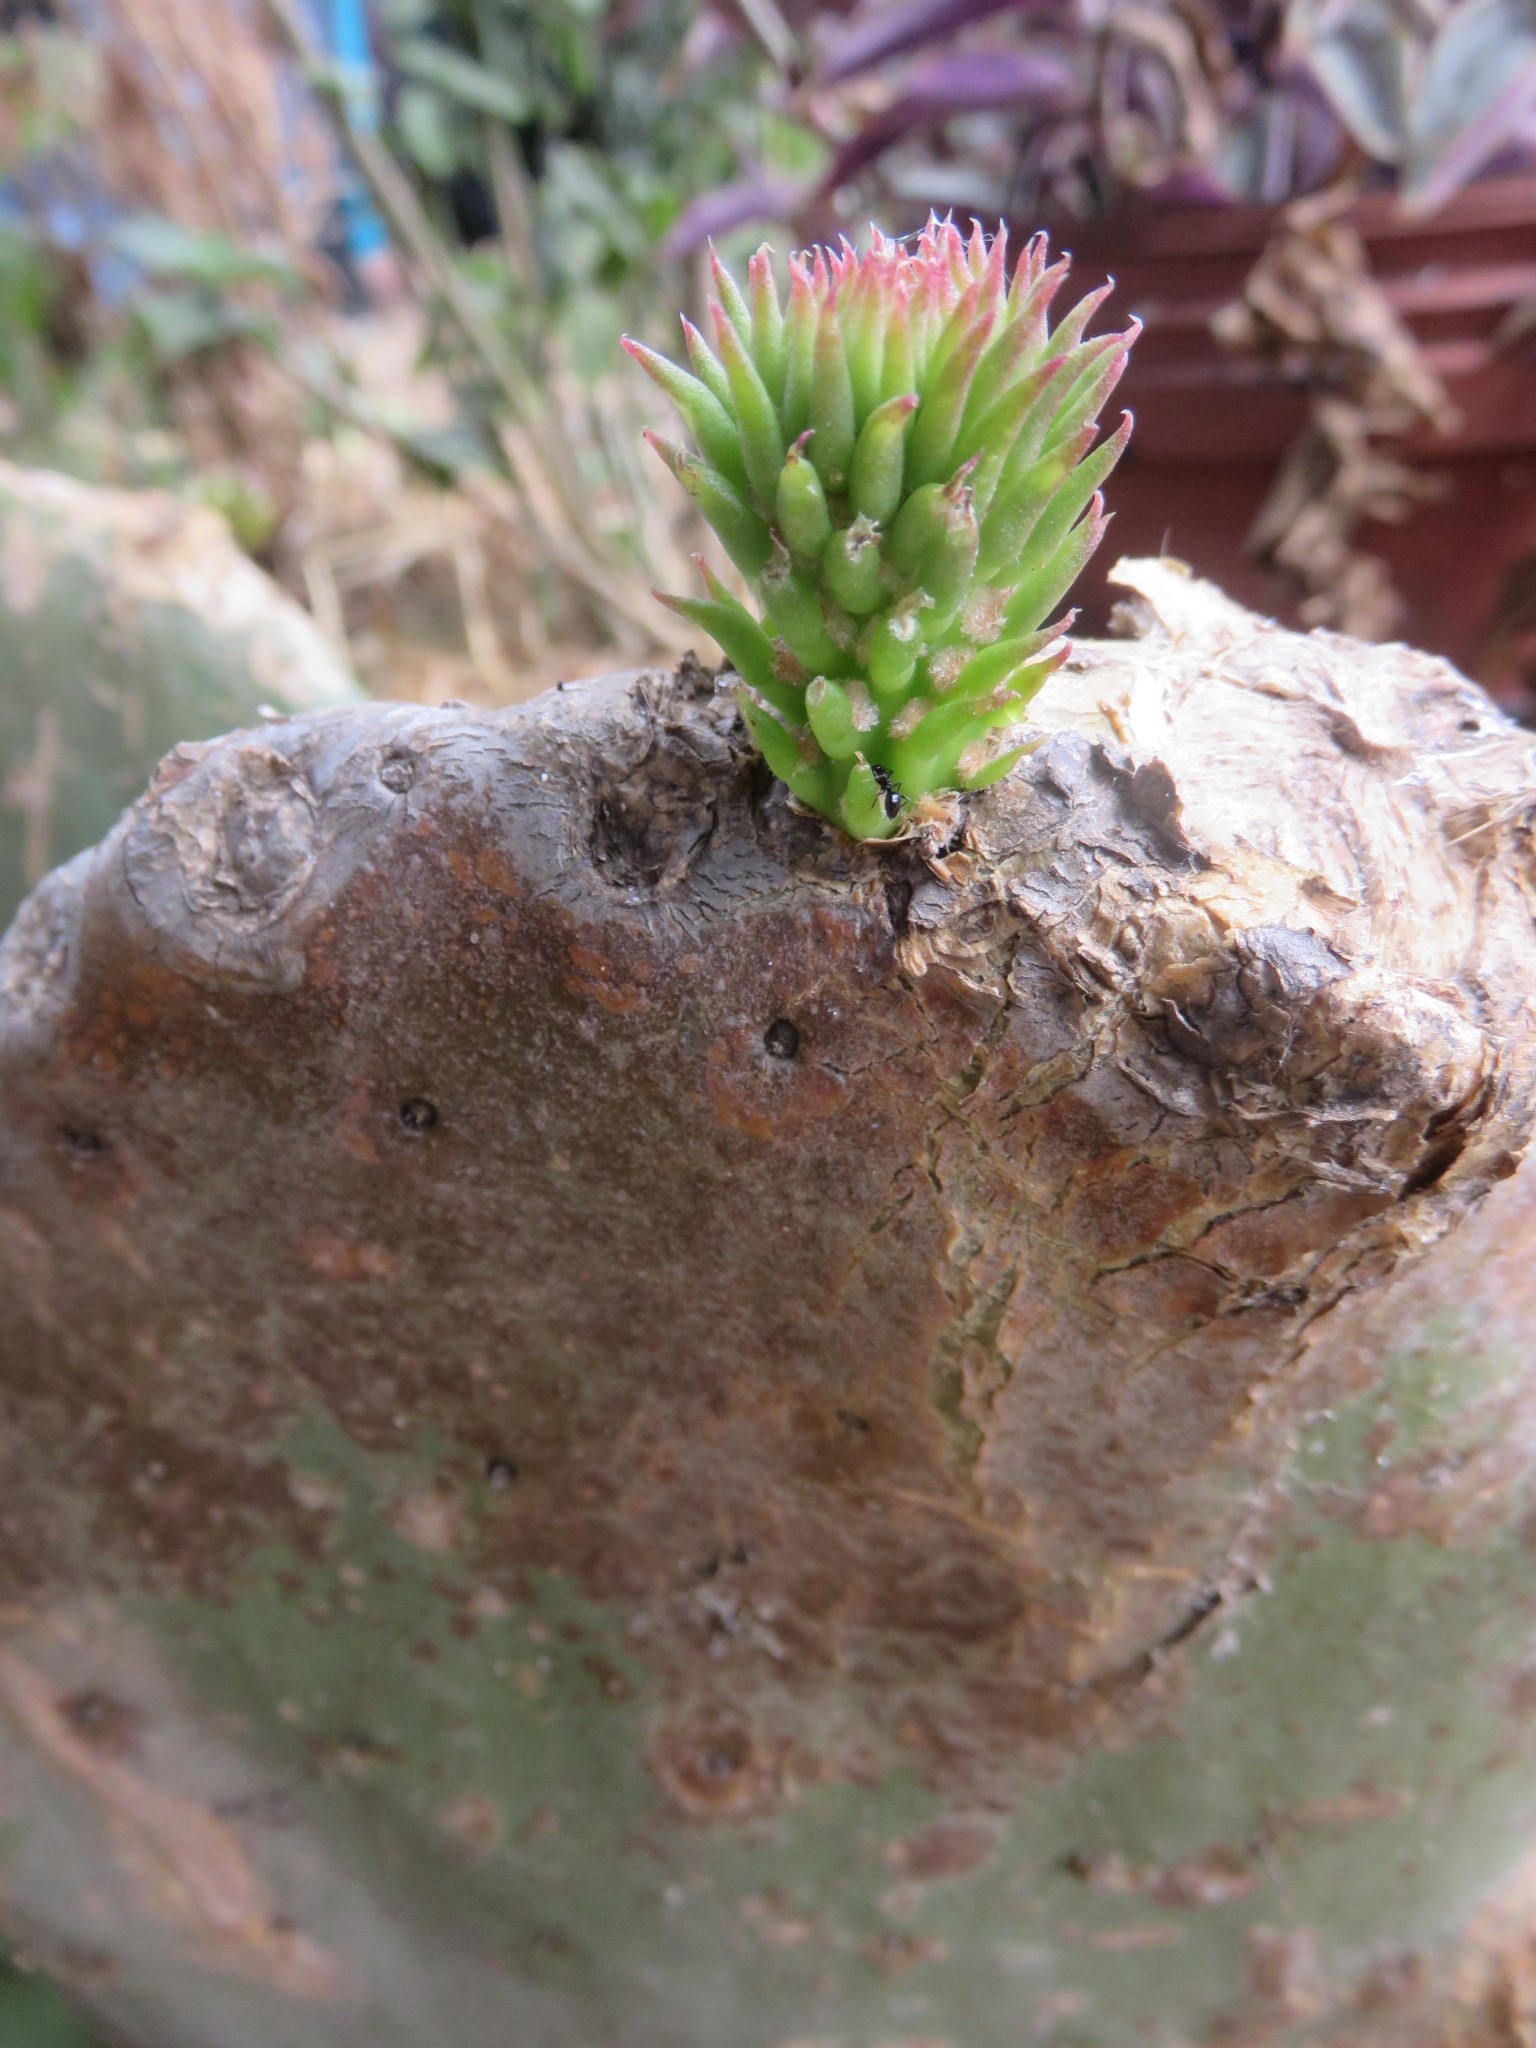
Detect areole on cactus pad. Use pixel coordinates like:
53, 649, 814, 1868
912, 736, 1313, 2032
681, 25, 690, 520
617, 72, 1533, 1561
624, 217, 1137, 839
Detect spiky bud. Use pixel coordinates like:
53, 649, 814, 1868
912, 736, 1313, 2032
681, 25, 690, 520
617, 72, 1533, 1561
626, 218, 1137, 841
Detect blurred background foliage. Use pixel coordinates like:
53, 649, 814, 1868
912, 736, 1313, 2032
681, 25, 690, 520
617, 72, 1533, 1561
0, 1956, 91, 2048
0, 0, 1527, 716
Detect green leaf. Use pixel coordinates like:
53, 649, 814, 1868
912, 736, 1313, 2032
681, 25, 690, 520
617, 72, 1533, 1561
805, 676, 862, 759
748, 249, 787, 400
737, 694, 832, 812
658, 588, 796, 717
625, 341, 746, 488
1025, 414, 1131, 565
1404, 0, 1536, 207
393, 37, 530, 122
776, 443, 832, 564
849, 393, 917, 525
709, 249, 752, 345
1292, 0, 1414, 164
1003, 498, 1109, 637
712, 306, 783, 511
781, 268, 817, 442
110, 217, 299, 292
130, 288, 275, 364
840, 756, 901, 839
809, 299, 855, 492
906, 312, 995, 489
865, 604, 921, 697
887, 481, 950, 579
961, 744, 1027, 791
397, 81, 461, 179
946, 628, 1064, 704
822, 519, 885, 616
642, 433, 770, 580
1040, 329, 1138, 459
762, 550, 843, 674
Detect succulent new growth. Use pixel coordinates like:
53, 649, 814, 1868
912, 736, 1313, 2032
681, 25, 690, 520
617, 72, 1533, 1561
625, 218, 1136, 840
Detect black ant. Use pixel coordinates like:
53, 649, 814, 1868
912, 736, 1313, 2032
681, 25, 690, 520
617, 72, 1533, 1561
869, 762, 903, 820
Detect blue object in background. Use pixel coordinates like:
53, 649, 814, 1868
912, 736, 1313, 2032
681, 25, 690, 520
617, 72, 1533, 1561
0, 0, 396, 305
316, 0, 391, 270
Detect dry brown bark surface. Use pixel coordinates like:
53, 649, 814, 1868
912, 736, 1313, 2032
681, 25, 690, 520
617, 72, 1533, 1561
3, 558, 1536, 2048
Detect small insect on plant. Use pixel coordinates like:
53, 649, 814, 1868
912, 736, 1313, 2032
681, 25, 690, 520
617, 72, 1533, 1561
625, 217, 1136, 841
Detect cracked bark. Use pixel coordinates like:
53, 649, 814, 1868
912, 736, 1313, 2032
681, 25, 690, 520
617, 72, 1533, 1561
3, 560, 1536, 2046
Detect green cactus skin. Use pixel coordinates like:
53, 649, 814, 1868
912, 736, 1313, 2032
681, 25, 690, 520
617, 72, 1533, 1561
0, 461, 360, 2048
5, 580, 1536, 2048
626, 220, 1136, 839
0, 1956, 96, 2047
0, 462, 360, 932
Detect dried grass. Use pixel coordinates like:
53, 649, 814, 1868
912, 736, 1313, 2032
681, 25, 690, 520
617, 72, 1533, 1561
48, 0, 706, 700
1216, 189, 1455, 641
283, 313, 720, 706
68, 0, 332, 253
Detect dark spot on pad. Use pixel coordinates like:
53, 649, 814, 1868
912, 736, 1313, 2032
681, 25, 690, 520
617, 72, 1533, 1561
1090, 741, 1203, 867
1402, 1127, 1470, 1196
485, 1457, 518, 1491
589, 675, 734, 888
764, 1019, 800, 1060
59, 1126, 106, 1160
399, 1098, 439, 1134
532, 1926, 577, 1958
58, 1688, 143, 1757
379, 752, 417, 794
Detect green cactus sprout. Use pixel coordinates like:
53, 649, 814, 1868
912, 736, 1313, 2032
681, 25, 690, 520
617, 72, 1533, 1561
625, 218, 1137, 840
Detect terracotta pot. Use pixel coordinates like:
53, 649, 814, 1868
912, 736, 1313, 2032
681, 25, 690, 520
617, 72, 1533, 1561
1061, 176, 1536, 705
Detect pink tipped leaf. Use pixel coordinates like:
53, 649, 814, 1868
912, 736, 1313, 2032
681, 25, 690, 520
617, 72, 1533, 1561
945, 622, 1070, 702
781, 263, 818, 441
1002, 491, 1111, 637
711, 301, 784, 511
1046, 278, 1116, 356
849, 391, 919, 524
625, 338, 746, 488
879, 287, 916, 408
842, 260, 888, 424
708, 246, 752, 343
906, 302, 999, 488
1039, 321, 1139, 457
748, 247, 787, 399
919, 266, 997, 406
810, 295, 857, 491
655, 586, 798, 719
961, 353, 1072, 510
1023, 412, 1132, 565
643, 429, 772, 579
955, 277, 1066, 452
680, 316, 734, 413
